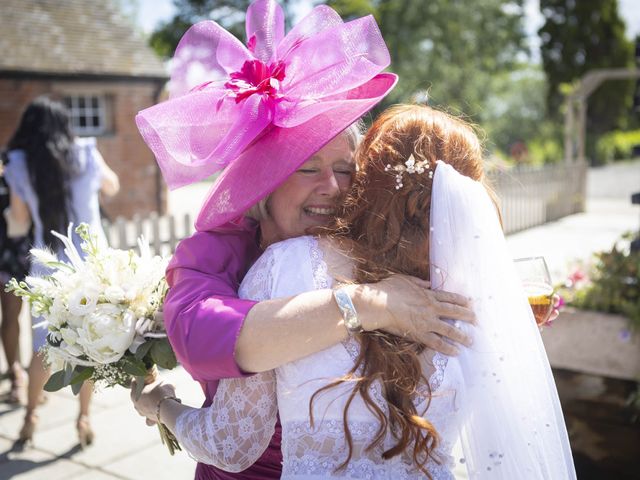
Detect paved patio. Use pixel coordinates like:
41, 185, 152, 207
0, 364, 203, 480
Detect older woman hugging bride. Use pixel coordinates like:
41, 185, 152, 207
133, 104, 575, 479
131, 1, 476, 478
130, 0, 572, 478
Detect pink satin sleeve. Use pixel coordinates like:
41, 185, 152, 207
163, 224, 260, 387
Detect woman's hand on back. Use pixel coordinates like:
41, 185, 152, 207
349, 275, 476, 355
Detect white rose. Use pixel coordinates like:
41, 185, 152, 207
104, 285, 126, 304
61, 340, 84, 357
76, 305, 136, 364
68, 289, 99, 317
59, 327, 85, 357
66, 313, 85, 329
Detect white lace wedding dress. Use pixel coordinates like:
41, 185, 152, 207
175, 235, 462, 478
173, 163, 576, 479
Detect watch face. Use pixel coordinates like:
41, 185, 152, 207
346, 316, 358, 328
334, 288, 361, 332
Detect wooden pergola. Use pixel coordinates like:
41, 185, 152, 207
564, 68, 640, 163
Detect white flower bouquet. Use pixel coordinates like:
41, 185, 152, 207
7, 223, 180, 454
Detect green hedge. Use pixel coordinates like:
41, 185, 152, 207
596, 130, 640, 164
528, 137, 563, 165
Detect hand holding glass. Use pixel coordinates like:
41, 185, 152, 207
514, 256, 555, 326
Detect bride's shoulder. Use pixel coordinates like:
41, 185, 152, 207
263, 235, 316, 257
253, 236, 318, 272
260, 236, 352, 276
264, 236, 346, 261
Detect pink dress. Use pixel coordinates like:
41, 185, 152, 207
163, 218, 282, 479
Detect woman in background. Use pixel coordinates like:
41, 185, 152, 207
4, 96, 119, 447
0, 167, 31, 404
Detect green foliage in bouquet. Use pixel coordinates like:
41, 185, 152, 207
566, 232, 640, 330
42, 334, 177, 397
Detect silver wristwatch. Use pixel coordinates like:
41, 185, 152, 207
333, 286, 363, 334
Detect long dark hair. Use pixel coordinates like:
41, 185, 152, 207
6, 96, 74, 248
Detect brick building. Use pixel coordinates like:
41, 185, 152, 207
0, 0, 168, 219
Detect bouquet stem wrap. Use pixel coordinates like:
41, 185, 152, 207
144, 365, 181, 456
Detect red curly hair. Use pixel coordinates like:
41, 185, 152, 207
311, 104, 498, 477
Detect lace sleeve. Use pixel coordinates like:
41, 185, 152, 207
173, 242, 282, 472
174, 371, 277, 472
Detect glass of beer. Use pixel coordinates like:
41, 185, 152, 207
514, 256, 554, 326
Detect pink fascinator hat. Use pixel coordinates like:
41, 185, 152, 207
136, 0, 398, 231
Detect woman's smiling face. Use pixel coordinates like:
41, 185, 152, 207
259, 134, 355, 246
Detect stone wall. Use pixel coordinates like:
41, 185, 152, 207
542, 309, 640, 478
552, 369, 639, 479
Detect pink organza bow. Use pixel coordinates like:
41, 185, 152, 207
136, 0, 391, 189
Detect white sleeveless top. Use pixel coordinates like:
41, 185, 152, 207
175, 236, 463, 479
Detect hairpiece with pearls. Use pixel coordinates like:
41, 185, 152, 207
384, 154, 433, 189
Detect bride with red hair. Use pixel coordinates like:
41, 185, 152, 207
134, 104, 575, 479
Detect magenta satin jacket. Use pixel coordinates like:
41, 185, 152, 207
164, 219, 282, 479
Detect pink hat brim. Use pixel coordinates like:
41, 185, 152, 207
195, 72, 398, 231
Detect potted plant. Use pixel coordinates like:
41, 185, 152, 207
561, 231, 639, 331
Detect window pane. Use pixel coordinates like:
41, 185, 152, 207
64, 94, 108, 135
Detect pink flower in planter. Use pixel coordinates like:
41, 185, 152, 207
565, 265, 590, 289
568, 269, 586, 284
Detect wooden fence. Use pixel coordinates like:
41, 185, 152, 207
489, 161, 588, 234
103, 162, 588, 252
102, 212, 194, 255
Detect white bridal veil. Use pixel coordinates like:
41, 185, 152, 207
430, 162, 576, 479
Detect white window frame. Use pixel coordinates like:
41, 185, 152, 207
64, 94, 108, 136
